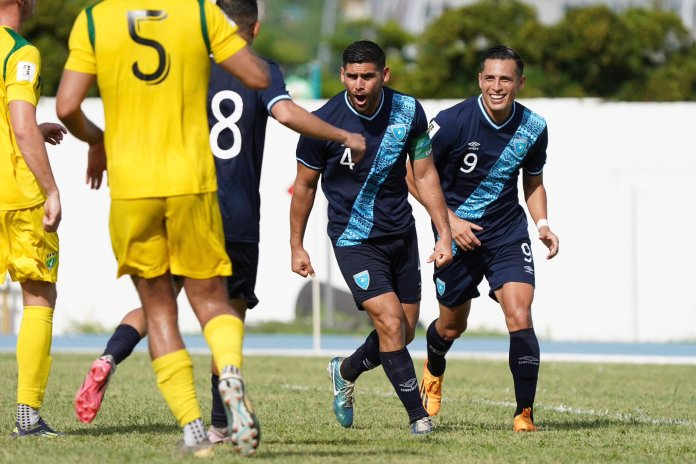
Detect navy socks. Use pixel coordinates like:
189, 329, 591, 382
509, 327, 540, 417
102, 324, 142, 365
381, 347, 428, 424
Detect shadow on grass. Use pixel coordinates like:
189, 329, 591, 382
434, 418, 631, 432
66, 423, 178, 436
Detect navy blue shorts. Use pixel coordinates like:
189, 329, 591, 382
225, 241, 259, 309
333, 227, 421, 310
433, 237, 535, 307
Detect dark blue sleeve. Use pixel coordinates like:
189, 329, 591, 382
429, 110, 455, 166
296, 132, 326, 171
523, 125, 548, 175
260, 62, 292, 115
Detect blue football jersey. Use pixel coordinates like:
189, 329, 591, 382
208, 58, 291, 243
430, 95, 548, 250
296, 87, 431, 246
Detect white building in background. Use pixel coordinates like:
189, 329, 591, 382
347, 0, 696, 35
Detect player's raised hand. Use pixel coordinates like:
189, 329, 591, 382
428, 237, 453, 268
450, 216, 482, 251
38, 122, 67, 145
292, 248, 316, 277
538, 226, 559, 259
343, 132, 367, 164
42, 192, 62, 232
86, 141, 107, 189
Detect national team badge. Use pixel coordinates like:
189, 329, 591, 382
512, 135, 529, 155
436, 278, 446, 296
45, 252, 58, 270
389, 124, 407, 142
353, 270, 370, 290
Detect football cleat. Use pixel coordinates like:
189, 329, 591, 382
218, 369, 260, 456
419, 360, 444, 417
11, 418, 63, 438
326, 357, 354, 428
513, 407, 538, 432
176, 437, 215, 458
410, 416, 433, 435
207, 425, 232, 444
74, 355, 115, 423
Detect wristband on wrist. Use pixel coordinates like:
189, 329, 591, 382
536, 218, 549, 230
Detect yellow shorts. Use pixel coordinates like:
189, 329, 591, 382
109, 192, 232, 279
0, 204, 59, 283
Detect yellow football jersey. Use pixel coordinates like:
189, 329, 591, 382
0, 26, 43, 211
65, 0, 247, 200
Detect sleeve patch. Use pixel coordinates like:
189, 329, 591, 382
428, 119, 441, 139
16, 61, 37, 82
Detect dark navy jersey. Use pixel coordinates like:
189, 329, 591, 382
430, 95, 548, 250
208, 58, 291, 243
296, 87, 431, 246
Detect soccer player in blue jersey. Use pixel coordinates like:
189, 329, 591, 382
408, 46, 559, 432
291, 40, 453, 435
71, 0, 366, 445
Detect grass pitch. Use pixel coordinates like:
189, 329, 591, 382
0, 353, 694, 463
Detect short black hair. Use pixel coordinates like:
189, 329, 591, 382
216, 0, 258, 36
480, 46, 524, 76
342, 40, 386, 69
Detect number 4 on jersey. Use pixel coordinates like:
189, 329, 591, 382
340, 148, 355, 170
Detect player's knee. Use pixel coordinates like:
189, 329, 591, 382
441, 324, 465, 341
374, 317, 404, 345
505, 308, 533, 331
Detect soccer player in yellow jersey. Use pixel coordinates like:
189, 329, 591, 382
0, 0, 67, 438
56, 0, 270, 457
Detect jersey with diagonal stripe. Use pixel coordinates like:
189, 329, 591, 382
0, 27, 43, 211
296, 87, 431, 246
430, 95, 548, 250
208, 58, 291, 243
64, 0, 247, 200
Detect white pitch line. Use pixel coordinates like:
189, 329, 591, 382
277, 383, 696, 428
473, 398, 696, 428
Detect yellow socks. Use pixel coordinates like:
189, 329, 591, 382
203, 314, 244, 372
16, 306, 54, 409
152, 349, 201, 427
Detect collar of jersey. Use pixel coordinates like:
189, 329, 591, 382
477, 94, 516, 130
343, 89, 385, 121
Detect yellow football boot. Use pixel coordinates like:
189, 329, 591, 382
513, 407, 538, 432
419, 361, 444, 416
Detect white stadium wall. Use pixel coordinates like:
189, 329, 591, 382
3, 97, 694, 342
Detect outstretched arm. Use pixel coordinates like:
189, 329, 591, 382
290, 163, 321, 277
271, 100, 366, 163
410, 154, 452, 267
523, 172, 559, 259
9, 101, 61, 232
218, 46, 270, 90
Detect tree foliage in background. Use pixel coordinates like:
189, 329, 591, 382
21, 0, 696, 101
23, 0, 93, 96
406, 0, 542, 99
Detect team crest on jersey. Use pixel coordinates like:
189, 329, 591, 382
388, 124, 407, 142
513, 135, 529, 155
436, 278, 446, 296
45, 252, 58, 270
353, 270, 370, 290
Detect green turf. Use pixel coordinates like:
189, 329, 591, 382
0, 353, 694, 463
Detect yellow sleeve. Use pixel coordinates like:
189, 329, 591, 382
6, 45, 41, 106
204, 1, 247, 64
64, 9, 97, 75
